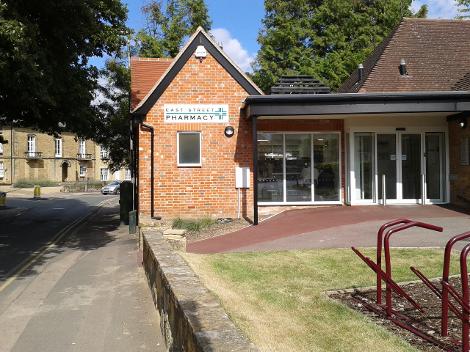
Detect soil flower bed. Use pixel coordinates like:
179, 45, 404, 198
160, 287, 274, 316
331, 276, 466, 351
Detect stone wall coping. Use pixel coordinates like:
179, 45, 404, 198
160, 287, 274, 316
142, 229, 258, 351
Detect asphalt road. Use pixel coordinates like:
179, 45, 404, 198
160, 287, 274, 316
0, 193, 108, 279
0, 194, 164, 352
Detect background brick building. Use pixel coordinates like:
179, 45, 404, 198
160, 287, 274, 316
0, 127, 130, 185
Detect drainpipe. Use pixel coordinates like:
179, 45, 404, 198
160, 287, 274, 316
140, 122, 161, 220
10, 124, 13, 185
252, 116, 258, 225
129, 117, 135, 211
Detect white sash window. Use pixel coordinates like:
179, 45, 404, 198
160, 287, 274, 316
27, 135, 36, 156
55, 138, 62, 157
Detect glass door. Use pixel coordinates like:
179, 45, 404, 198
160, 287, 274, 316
400, 134, 422, 201
354, 133, 374, 201
425, 133, 445, 202
377, 134, 397, 202
351, 131, 446, 205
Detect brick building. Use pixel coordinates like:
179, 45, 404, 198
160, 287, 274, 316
131, 21, 470, 224
0, 127, 130, 185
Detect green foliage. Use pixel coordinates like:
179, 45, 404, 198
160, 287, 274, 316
0, 0, 129, 138
94, 0, 211, 169
457, 0, 470, 18
135, 0, 211, 58
62, 181, 105, 192
414, 4, 428, 18
13, 179, 59, 188
252, 0, 427, 92
95, 56, 131, 171
172, 217, 215, 232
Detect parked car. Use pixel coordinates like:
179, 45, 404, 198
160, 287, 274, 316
101, 181, 121, 195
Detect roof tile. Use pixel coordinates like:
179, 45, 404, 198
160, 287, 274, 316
130, 57, 173, 109
338, 18, 470, 93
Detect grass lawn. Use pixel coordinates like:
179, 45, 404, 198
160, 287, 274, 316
182, 248, 459, 352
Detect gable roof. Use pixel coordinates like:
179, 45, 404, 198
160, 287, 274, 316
130, 57, 173, 110
338, 18, 470, 93
131, 27, 263, 116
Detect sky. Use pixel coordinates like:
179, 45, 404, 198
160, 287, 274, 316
90, 0, 462, 72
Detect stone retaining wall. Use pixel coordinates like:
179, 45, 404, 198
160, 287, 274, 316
141, 229, 258, 352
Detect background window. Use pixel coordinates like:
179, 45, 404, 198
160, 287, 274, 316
314, 134, 340, 201
27, 135, 36, 155
257, 133, 340, 203
78, 139, 86, 156
79, 165, 87, 177
100, 146, 109, 159
55, 138, 62, 157
257, 133, 284, 202
100, 168, 109, 181
0, 162, 4, 178
286, 134, 312, 202
0, 140, 3, 154
178, 132, 201, 166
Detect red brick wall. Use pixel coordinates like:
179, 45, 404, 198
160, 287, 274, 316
258, 119, 346, 201
138, 53, 253, 219
449, 121, 470, 205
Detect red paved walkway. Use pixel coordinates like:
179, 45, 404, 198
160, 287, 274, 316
187, 205, 468, 254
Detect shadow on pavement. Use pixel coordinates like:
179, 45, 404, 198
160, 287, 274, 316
0, 195, 121, 282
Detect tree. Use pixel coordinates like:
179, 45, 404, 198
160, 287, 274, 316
95, 55, 131, 171
135, 0, 211, 58
456, 0, 470, 18
93, 0, 211, 170
252, 0, 428, 92
0, 0, 128, 138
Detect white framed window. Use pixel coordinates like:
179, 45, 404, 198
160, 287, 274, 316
79, 165, 87, 177
100, 146, 109, 159
177, 132, 201, 167
100, 168, 109, 181
27, 135, 36, 156
78, 139, 86, 156
125, 168, 131, 180
55, 138, 62, 157
0, 140, 3, 155
0, 162, 4, 178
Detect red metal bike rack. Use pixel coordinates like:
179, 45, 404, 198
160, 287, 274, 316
376, 219, 413, 304
355, 219, 443, 316
351, 218, 452, 350
353, 219, 470, 351
441, 232, 470, 336
382, 221, 443, 316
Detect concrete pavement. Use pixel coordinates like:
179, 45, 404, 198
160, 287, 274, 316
0, 201, 164, 352
0, 185, 64, 198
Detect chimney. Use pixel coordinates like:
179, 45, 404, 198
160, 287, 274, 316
358, 63, 364, 82
399, 58, 407, 76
